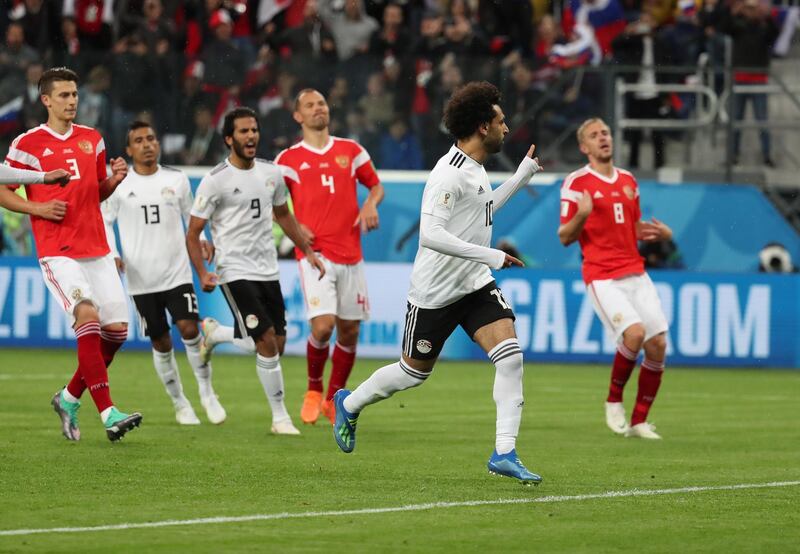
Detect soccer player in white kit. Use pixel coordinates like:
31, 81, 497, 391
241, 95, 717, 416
186, 107, 326, 435
558, 118, 671, 439
332, 82, 544, 484
103, 122, 226, 426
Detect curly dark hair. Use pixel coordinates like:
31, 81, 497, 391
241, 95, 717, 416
222, 107, 260, 143
443, 81, 501, 140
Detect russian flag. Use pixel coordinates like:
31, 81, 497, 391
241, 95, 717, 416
561, 0, 626, 56
0, 96, 22, 135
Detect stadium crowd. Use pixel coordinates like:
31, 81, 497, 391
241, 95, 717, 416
0, 0, 795, 254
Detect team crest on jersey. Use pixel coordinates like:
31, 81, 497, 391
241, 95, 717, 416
416, 339, 432, 354
265, 179, 275, 188
245, 314, 259, 329
70, 288, 83, 301
335, 155, 349, 168
623, 186, 635, 200
78, 140, 93, 154
612, 313, 623, 325
161, 187, 176, 199
194, 194, 208, 210
309, 296, 321, 307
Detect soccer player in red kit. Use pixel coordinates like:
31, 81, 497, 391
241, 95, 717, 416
274, 89, 384, 425
558, 118, 672, 439
0, 67, 142, 442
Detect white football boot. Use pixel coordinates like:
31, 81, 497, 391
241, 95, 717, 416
605, 401, 630, 434
271, 417, 301, 435
174, 400, 201, 425
201, 393, 227, 424
625, 422, 662, 439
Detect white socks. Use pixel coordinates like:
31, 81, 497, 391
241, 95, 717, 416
343, 359, 429, 414
152, 348, 188, 406
211, 324, 255, 353
255, 353, 290, 422
182, 334, 214, 398
489, 338, 524, 455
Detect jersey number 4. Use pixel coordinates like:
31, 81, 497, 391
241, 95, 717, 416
321, 174, 335, 194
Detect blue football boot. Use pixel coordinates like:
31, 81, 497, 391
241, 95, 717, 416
333, 389, 358, 453
487, 449, 543, 485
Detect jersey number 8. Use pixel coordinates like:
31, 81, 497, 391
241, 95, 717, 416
613, 202, 625, 224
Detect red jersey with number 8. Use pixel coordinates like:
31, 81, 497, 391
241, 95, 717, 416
5, 124, 109, 259
560, 165, 644, 284
276, 137, 380, 264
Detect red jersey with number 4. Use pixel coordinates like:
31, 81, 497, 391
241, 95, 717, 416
5, 124, 109, 259
276, 137, 380, 264
560, 165, 644, 284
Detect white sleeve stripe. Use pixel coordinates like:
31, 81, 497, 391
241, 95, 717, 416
279, 164, 299, 183
96, 138, 106, 157
353, 150, 371, 169
6, 148, 42, 171
561, 189, 581, 202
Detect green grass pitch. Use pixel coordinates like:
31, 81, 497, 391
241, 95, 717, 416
0, 348, 798, 553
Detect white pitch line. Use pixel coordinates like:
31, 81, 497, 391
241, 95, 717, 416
1, 480, 798, 538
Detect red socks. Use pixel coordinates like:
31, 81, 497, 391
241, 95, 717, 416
631, 358, 665, 426
100, 329, 127, 368
66, 328, 127, 398
306, 336, 329, 393
607, 343, 639, 403
327, 342, 356, 401
73, 322, 113, 413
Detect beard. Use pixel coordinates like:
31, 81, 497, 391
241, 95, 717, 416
231, 139, 256, 161
485, 135, 504, 154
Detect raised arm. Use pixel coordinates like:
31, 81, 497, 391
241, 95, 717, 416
98, 157, 128, 202
492, 145, 542, 212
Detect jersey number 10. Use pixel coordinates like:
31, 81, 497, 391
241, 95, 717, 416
484, 200, 493, 226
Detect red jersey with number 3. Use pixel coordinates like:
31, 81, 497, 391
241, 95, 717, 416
276, 137, 380, 264
5, 124, 109, 259
560, 165, 644, 284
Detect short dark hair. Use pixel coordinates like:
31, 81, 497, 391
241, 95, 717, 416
127, 120, 155, 145
442, 81, 501, 140
38, 67, 79, 96
222, 107, 259, 142
294, 88, 322, 111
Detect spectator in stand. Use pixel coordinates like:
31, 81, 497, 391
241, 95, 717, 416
379, 116, 423, 170
345, 106, 380, 157
319, 0, 379, 96
501, 58, 541, 162
612, 9, 675, 168
0, 22, 39, 104
10, 0, 61, 54
716, 0, 779, 167
358, 71, 395, 131
52, 16, 84, 74
181, 105, 225, 166
173, 61, 213, 137
133, 0, 178, 52
110, 32, 155, 154
20, 62, 47, 129
327, 75, 352, 132
63, 0, 114, 67
77, 65, 112, 137
410, 8, 448, 66
368, 1, 411, 62
202, 9, 247, 89
441, 0, 488, 66
477, 0, 535, 56
259, 70, 300, 159
319, 0, 379, 62
270, 0, 338, 92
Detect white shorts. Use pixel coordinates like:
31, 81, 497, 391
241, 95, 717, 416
298, 255, 369, 321
39, 253, 129, 328
587, 273, 668, 342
